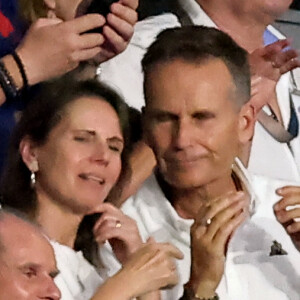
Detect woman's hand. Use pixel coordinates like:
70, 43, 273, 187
96, 0, 138, 62
16, 15, 106, 85
188, 192, 248, 298
92, 240, 182, 300
93, 203, 143, 264
118, 240, 183, 298
274, 186, 300, 252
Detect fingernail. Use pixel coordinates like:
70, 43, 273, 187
274, 203, 279, 211
276, 188, 283, 195
287, 225, 292, 233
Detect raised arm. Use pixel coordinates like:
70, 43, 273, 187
0, 14, 105, 105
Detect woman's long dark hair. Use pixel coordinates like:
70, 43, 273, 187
0, 74, 132, 222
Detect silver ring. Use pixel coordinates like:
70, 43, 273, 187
206, 218, 212, 226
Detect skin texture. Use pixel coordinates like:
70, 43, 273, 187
45, 0, 138, 61
143, 58, 254, 297
0, 214, 60, 300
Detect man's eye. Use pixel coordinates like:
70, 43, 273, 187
24, 269, 37, 278
154, 114, 174, 123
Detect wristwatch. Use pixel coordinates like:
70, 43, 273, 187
181, 287, 219, 300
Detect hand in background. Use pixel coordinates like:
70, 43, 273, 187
249, 39, 300, 113
16, 14, 105, 85
96, 0, 138, 62
274, 186, 300, 252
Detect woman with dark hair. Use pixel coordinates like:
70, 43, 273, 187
0, 77, 181, 300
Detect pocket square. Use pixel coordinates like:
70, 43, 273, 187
269, 240, 288, 256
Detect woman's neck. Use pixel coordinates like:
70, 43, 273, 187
34, 190, 83, 248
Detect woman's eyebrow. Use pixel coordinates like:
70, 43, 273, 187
107, 136, 124, 144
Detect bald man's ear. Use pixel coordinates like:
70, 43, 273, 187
238, 102, 256, 145
19, 137, 39, 173
43, 0, 56, 18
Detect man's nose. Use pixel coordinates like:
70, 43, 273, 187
173, 119, 193, 149
41, 278, 61, 300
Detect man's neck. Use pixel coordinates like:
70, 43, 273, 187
196, 0, 270, 52
159, 171, 238, 220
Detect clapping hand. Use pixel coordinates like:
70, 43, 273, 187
274, 186, 300, 252
188, 192, 248, 298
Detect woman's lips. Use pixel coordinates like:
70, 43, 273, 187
79, 173, 105, 185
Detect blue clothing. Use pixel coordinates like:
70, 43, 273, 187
0, 0, 26, 175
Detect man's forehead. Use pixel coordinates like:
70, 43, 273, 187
145, 59, 236, 112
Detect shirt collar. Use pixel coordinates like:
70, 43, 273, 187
178, 0, 217, 27
232, 157, 258, 215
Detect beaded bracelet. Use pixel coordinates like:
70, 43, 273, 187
0, 60, 18, 99
11, 51, 28, 94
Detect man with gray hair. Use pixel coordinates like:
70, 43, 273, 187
100, 26, 300, 300
0, 209, 61, 300
99, 0, 300, 191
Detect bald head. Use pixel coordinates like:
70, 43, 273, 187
0, 210, 44, 253
0, 209, 61, 300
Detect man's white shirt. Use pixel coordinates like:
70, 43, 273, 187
99, 160, 300, 300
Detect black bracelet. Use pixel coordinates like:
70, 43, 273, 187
11, 51, 28, 93
0, 60, 18, 99
180, 287, 219, 300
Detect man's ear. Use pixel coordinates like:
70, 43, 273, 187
238, 102, 256, 145
19, 137, 39, 173
43, 0, 56, 18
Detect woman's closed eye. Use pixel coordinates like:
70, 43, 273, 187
108, 143, 123, 153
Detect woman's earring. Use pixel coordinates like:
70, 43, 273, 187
30, 161, 39, 188
31, 172, 36, 188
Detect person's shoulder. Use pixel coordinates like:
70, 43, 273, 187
252, 174, 300, 194
251, 174, 300, 217
130, 13, 181, 50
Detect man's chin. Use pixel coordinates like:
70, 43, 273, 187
164, 173, 208, 190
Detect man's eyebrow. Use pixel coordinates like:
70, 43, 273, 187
73, 129, 96, 136
19, 262, 38, 269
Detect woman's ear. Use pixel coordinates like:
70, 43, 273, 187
19, 137, 39, 172
238, 102, 256, 145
